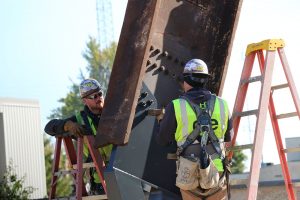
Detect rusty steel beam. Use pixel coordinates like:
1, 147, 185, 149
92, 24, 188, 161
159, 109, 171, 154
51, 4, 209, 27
95, 0, 242, 147
95, 0, 159, 147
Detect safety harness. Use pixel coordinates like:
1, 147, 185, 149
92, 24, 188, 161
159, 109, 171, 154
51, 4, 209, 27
176, 95, 231, 199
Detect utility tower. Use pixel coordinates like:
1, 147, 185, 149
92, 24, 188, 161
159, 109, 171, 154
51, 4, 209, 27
96, 0, 115, 49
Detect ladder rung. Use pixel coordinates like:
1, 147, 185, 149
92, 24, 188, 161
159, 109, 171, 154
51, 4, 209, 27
227, 144, 253, 151
73, 162, 95, 169
82, 195, 108, 200
284, 147, 300, 153
241, 75, 262, 85
52, 197, 76, 200
276, 112, 298, 119
52, 195, 107, 200
234, 109, 258, 117
271, 83, 288, 91
54, 170, 76, 176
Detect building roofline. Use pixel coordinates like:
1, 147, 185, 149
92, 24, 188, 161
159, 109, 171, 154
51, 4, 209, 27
0, 97, 39, 107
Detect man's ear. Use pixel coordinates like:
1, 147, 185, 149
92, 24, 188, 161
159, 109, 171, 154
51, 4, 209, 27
82, 98, 87, 105
183, 81, 192, 92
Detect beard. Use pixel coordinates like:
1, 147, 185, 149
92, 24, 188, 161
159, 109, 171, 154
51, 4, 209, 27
90, 99, 104, 114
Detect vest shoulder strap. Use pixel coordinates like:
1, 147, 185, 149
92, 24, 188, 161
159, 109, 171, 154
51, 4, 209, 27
75, 111, 83, 124
75, 111, 94, 135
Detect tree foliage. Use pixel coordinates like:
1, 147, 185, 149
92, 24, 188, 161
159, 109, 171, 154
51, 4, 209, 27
0, 161, 35, 200
49, 37, 116, 119
82, 38, 116, 92
231, 148, 247, 173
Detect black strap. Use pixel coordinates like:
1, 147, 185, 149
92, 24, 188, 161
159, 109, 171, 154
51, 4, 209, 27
177, 94, 219, 156
78, 111, 93, 135
223, 157, 232, 199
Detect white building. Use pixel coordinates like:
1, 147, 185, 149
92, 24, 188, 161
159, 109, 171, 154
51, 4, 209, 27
0, 98, 47, 199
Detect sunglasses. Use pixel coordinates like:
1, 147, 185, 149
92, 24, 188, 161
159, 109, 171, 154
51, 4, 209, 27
85, 92, 103, 100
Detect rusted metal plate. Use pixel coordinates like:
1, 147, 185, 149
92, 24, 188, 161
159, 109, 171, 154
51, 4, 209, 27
95, 0, 159, 147
95, 0, 242, 146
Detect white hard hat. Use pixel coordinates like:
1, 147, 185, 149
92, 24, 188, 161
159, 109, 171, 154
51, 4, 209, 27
79, 78, 102, 98
183, 59, 210, 76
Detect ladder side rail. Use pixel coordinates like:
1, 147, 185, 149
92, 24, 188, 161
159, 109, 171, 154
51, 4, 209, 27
63, 136, 87, 196
257, 50, 296, 200
63, 136, 77, 165
76, 137, 84, 200
268, 97, 296, 200
247, 50, 276, 200
229, 53, 256, 159
85, 135, 107, 194
49, 137, 62, 199
278, 48, 300, 118
62, 136, 77, 186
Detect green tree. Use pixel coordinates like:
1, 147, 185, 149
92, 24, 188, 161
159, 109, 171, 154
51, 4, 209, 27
48, 83, 82, 119
231, 148, 247, 173
82, 37, 117, 93
49, 38, 116, 119
0, 161, 35, 200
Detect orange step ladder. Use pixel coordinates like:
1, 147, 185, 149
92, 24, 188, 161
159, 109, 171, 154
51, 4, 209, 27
49, 135, 107, 200
228, 39, 300, 200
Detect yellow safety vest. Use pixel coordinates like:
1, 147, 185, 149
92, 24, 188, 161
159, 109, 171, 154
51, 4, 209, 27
173, 96, 229, 171
76, 112, 113, 183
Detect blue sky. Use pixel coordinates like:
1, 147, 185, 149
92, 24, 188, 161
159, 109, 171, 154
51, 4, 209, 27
0, 0, 127, 126
0, 0, 299, 167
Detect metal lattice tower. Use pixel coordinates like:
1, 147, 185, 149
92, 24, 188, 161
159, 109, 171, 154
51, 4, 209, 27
96, 0, 114, 49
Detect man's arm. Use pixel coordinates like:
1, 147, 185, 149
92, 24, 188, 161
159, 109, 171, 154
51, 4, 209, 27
155, 103, 177, 146
224, 113, 233, 142
44, 116, 77, 136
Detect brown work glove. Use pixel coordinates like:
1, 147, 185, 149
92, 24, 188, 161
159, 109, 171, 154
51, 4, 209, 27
64, 120, 85, 137
147, 108, 165, 122
156, 108, 165, 121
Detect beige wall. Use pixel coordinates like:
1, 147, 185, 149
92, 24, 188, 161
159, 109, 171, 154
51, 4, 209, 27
231, 185, 300, 200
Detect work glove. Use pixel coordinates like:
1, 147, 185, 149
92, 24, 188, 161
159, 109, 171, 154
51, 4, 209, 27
64, 120, 85, 137
157, 108, 165, 121
147, 108, 165, 122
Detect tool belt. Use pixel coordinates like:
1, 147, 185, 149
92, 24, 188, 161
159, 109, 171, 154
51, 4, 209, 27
176, 154, 225, 192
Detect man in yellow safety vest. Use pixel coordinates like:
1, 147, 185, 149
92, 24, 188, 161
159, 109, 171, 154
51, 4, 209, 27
156, 59, 233, 200
45, 78, 112, 195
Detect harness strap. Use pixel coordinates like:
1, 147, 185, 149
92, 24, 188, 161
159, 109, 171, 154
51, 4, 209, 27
178, 95, 220, 156
223, 157, 232, 199
75, 111, 106, 157
177, 99, 189, 147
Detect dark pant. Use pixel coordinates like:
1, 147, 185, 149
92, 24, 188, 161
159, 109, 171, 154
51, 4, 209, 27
90, 181, 105, 195
88, 167, 105, 195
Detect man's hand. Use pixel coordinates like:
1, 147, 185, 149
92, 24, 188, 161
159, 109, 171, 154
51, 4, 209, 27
64, 120, 85, 137
147, 108, 165, 122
